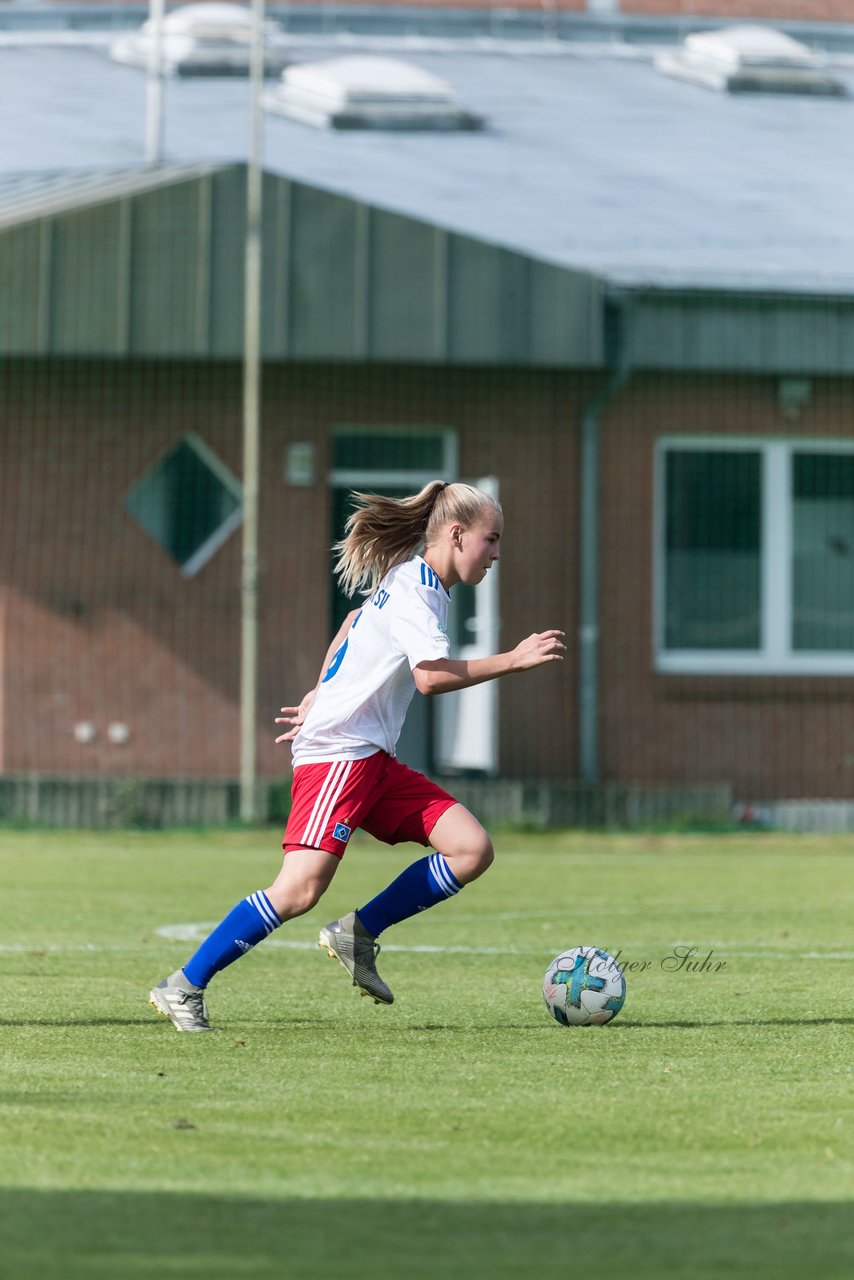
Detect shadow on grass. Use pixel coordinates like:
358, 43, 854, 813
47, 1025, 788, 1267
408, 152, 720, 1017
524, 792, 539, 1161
0, 1018, 147, 1028
2, 1012, 853, 1032
615, 1017, 854, 1029
0, 1191, 851, 1280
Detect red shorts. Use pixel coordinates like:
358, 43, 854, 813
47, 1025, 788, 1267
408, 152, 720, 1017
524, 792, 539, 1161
283, 751, 458, 858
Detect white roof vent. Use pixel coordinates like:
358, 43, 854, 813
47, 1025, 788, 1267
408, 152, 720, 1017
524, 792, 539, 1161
110, 3, 287, 78
161, 3, 256, 37
656, 25, 846, 95
264, 55, 484, 131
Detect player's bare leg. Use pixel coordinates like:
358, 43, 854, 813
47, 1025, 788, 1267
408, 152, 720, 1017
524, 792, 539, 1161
264, 846, 340, 921
319, 804, 495, 1006
262, 845, 395, 1005
425, 803, 495, 886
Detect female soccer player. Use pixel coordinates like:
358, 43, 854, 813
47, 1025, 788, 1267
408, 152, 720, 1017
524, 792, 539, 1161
149, 481, 564, 1031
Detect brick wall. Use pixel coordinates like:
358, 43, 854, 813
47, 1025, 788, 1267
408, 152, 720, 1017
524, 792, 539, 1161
0, 359, 584, 782
4, 357, 854, 799
598, 372, 854, 802
622, 0, 854, 20
0, 362, 249, 777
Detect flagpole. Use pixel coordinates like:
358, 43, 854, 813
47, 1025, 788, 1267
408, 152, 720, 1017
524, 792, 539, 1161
145, 0, 166, 165
240, 0, 265, 821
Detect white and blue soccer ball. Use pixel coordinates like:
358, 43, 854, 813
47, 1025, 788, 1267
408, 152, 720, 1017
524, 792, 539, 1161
543, 946, 626, 1027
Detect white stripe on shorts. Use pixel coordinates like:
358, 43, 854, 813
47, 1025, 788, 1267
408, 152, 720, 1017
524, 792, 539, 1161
301, 759, 353, 847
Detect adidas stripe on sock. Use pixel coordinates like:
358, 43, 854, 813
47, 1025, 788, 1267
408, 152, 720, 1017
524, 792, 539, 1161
181, 890, 282, 989
356, 853, 462, 938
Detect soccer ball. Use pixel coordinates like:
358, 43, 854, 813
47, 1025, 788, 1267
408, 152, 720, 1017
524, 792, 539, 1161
543, 946, 626, 1027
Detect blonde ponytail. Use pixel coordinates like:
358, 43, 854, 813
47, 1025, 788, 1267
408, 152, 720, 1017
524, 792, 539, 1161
334, 480, 501, 598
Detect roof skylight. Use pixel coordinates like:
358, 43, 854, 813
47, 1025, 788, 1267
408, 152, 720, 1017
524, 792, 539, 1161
110, 3, 287, 78
263, 55, 484, 131
656, 25, 846, 96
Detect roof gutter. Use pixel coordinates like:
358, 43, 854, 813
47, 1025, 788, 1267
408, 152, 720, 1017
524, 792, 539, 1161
577, 295, 632, 784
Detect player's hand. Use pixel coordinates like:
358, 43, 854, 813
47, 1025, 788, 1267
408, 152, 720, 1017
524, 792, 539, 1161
274, 690, 316, 743
509, 631, 566, 672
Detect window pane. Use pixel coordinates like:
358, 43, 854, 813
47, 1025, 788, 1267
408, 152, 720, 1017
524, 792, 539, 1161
332, 433, 446, 472
127, 438, 241, 571
665, 450, 761, 650
792, 453, 854, 651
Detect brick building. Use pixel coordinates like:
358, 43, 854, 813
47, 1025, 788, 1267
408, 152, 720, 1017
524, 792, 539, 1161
2, 27, 854, 818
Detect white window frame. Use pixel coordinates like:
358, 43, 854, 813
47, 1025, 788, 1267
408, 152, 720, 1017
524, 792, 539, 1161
179, 433, 244, 578
329, 426, 458, 491
655, 436, 854, 676
127, 431, 243, 579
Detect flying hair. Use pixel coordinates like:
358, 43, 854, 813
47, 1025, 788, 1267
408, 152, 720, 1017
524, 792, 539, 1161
334, 480, 502, 598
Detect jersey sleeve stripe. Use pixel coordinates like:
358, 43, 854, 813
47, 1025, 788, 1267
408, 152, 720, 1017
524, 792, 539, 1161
419, 562, 439, 590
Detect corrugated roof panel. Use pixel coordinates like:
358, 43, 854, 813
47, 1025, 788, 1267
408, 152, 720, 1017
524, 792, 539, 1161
287, 182, 362, 359
0, 222, 44, 352
129, 177, 214, 355
3, 39, 854, 293
52, 200, 130, 355
367, 208, 444, 360
625, 292, 854, 374
528, 260, 604, 368
0, 165, 223, 230
0, 164, 604, 366
447, 237, 530, 364
209, 166, 248, 356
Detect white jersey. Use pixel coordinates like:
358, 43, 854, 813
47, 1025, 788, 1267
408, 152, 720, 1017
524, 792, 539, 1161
292, 557, 451, 765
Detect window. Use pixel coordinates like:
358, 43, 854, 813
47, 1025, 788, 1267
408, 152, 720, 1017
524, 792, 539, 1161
126, 433, 242, 576
664, 449, 762, 651
328, 427, 458, 775
332, 432, 449, 474
656, 439, 854, 674
792, 454, 854, 652
329, 427, 457, 630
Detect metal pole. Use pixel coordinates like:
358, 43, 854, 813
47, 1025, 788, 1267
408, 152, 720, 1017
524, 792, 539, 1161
240, 0, 265, 822
145, 0, 166, 166
578, 404, 601, 785
577, 304, 630, 785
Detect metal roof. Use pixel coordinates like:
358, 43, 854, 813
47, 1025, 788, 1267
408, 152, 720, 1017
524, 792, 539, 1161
3, 15, 854, 371
0, 162, 602, 365
3, 23, 854, 296
0, 164, 222, 229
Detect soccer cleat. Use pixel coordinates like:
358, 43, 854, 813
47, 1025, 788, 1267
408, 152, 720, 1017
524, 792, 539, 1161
318, 911, 394, 1005
148, 978, 211, 1032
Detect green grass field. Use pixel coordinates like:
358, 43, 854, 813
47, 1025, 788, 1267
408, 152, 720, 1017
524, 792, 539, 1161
0, 827, 852, 1279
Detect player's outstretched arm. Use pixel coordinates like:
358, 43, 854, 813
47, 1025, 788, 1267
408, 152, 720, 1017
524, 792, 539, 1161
413, 630, 565, 696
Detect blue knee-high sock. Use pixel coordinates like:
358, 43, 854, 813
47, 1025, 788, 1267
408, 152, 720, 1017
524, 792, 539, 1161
357, 853, 462, 938
182, 891, 282, 989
